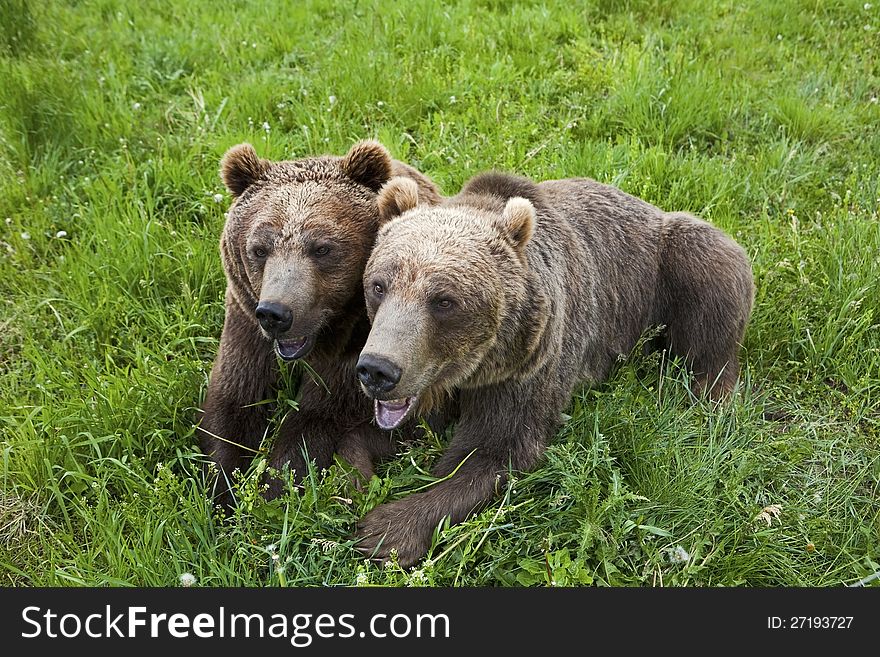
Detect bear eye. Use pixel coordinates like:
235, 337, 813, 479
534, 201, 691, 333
373, 282, 385, 296
313, 245, 331, 257
434, 298, 455, 310
253, 246, 268, 259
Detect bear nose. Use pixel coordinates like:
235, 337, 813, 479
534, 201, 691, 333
356, 353, 402, 394
255, 301, 293, 336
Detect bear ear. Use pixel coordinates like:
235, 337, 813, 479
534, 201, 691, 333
220, 143, 270, 197
340, 140, 393, 192
498, 197, 536, 252
376, 176, 420, 224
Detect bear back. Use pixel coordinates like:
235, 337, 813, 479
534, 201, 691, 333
455, 171, 546, 212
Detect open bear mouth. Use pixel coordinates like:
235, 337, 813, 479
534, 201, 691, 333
374, 396, 417, 430
275, 335, 315, 361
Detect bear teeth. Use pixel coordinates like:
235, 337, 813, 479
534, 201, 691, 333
374, 397, 415, 430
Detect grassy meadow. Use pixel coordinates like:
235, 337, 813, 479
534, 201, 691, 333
1, 0, 878, 586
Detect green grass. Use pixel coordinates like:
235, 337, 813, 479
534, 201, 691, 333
1, 0, 878, 587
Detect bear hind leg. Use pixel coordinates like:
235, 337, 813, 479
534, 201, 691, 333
657, 213, 754, 400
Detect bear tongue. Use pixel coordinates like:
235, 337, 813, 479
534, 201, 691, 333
275, 336, 308, 360
375, 397, 414, 430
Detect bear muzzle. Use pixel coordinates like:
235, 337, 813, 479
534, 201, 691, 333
255, 301, 292, 336
356, 353, 402, 394
356, 353, 419, 430
255, 301, 316, 361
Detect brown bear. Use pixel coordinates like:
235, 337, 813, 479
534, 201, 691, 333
353, 171, 755, 566
198, 141, 441, 503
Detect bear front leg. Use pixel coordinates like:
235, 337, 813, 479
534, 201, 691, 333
337, 423, 398, 486
198, 299, 277, 505
355, 379, 562, 567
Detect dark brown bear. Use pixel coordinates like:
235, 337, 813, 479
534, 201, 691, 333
353, 171, 755, 566
198, 141, 441, 503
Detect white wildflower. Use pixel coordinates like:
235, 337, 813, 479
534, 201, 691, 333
212, 193, 225, 203
20, 232, 30, 240
132, 102, 141, 110
55, 230, 67, 238
669, 545, 691, 564
179, 572, 196, 587
406, 569, 427, 587
328, 95, 337, 105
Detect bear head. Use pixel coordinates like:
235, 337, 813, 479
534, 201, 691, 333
218, 140, 394, 361
357, 175, 542, 430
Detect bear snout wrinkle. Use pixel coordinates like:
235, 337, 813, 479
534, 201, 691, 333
255, 300, 293, 336
356, 353, 402, 395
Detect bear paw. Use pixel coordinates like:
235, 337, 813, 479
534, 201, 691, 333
354, 500, 433, 568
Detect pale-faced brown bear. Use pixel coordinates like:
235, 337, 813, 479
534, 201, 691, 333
198, 141, 441, 503
353, 171, 754, 566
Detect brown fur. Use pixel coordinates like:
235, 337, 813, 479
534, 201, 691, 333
198, 141, 441, 505
353, 171, 755, 566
